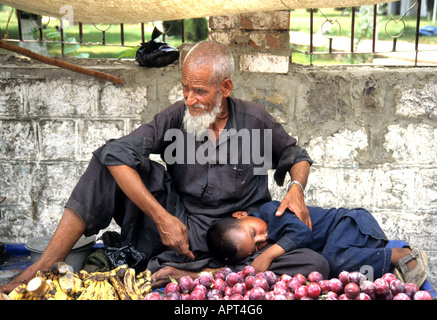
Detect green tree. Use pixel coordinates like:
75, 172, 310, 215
163, 18, 208, 42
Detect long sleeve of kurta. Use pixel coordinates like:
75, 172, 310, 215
251, 201, 314, 252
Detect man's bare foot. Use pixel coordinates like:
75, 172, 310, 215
151, 266, 197, 289
391, 248, 417, 270
391, 247, 428, 287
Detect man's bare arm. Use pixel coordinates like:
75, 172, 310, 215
0, 208, 86, 293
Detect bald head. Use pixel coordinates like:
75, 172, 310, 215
183, 41, 234, 86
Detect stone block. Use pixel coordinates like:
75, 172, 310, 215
0, 163, 40, 207
307, 128, 368, 166
79, 120, 125, 160
168, 84, 184, 105
27, 80, 97, 117
0, 80, 24, 116
239, 11, 290, 30
0, 203, 35, 242
305, 167, 378, 209
39, 120, 76, 160
39, 163, 85, 203
209, 30, 235, 46
397, 83, 437, 117
247, 32, 290, 51
384, 124, 437, 165
239, 53, 289, 73
99, 84, 147, 117
209, 15, 239, 30
0, 120, 38, 160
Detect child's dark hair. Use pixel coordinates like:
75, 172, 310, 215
206, 217, 242, 263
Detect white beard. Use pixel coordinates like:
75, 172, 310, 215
183, 96, 222, 139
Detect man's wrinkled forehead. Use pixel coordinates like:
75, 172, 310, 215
182, 62, 215, 86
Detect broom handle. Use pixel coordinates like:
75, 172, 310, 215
0, 40, 124, 85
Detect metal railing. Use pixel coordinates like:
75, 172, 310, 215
0, 6, 187, 59
291, 0, 437, 66
0, 1, 436, 66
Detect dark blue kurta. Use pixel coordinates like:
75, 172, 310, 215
251, 201, 391, 278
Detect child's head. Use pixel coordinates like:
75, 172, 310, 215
206, 211, 270, 263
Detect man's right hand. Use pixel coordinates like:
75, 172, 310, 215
107, 165, 195, 260
156, 214, 195, 260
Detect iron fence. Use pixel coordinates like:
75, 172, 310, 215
292, 0, 437, 66
0, 1, 436, 66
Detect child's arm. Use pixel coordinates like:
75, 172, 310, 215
250, 243, 285, 273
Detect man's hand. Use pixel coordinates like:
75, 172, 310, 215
107, 165, 195, 259
275, 184, 312, 230
157, 214, 195, 260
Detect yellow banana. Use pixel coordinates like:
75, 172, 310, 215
114, 264, 128, 277
79, 269, 90, 280
50, 261, 73, 275
87, 280, 101, 300
103, 264, 128, 278
52, 277, 70, 300
102, 280, 119, 300
59, 273, 75, 295
109, 276, 131, 300
88, 280, 101, 300
77, 279, 99, 300
17, 263, 153, 300
46, 279, 58, 299
136, 277, 146, 287
35, 269, 51, 280
99, 281, 108, 300
8, 284, 27, 300
139, 281, 152, 296
71, 274, 84, 296
27, 277, 50, 299
95, 281, 105, 300
124, 268, 143, 300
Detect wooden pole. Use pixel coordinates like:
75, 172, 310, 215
0, 40, 124, 85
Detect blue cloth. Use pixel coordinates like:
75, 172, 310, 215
419, 25, 437, 36
252, 201, 391, 278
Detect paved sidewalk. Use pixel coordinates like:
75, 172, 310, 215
290, 31, 437, 65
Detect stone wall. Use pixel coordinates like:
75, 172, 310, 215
0, 11, 436, 286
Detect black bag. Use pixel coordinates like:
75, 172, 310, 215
135, 27, 180, 68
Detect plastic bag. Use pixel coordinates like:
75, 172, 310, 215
97, 231, 148, 272
105, 245, 148, 271
135, 27, 180, 68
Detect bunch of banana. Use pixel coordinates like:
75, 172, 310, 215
4, 262, 155, 300
123, 268, 143, 300
33, 262, 79, 300
77, 265, 153, 300
77, 264, 130, 300
77, 275, 118, 300
136, 269, 153, 296
5, 262, 81, 300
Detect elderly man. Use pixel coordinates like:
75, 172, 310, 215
1, 41, 328, 292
